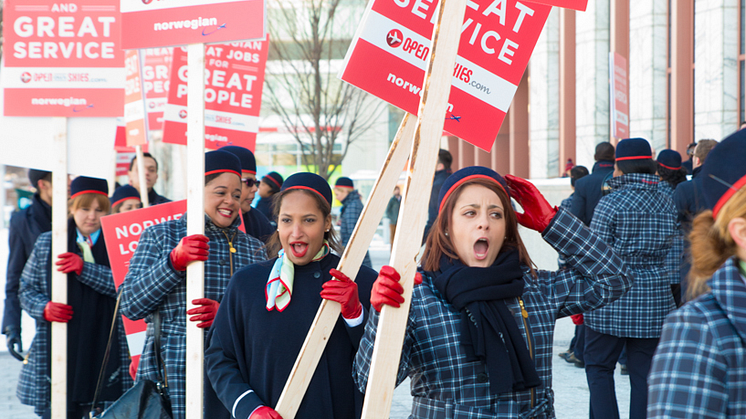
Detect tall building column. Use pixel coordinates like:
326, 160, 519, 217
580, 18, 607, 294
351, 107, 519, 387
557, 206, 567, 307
670, 0, 694, 153
694, 0, 738, 140
559, 9, 577, 175
510, 74, 530, 179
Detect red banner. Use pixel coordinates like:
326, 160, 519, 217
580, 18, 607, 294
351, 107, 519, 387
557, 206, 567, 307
125, 50, 148, 146
142, 48, 173, 131
609, 52, 629, 139
524, 0, 587, 11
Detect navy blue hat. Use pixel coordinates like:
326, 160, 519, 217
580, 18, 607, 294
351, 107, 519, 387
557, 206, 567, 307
335, 177, 354, 189
700, 131, 746, 218
205, 150, 242, 179
28, 169, 51, 189
616, 138, 653, 162
438, 166, 509, 213
656, 149, 682, 170
220, 145, 256, 176
263, 171, 284, 191
70, 176, 108, 200
282, 172, 333, 205
111, 185, 141, 207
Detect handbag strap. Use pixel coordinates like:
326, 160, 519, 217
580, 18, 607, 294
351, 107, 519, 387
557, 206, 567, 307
153, 308, 169, 389
90, 289, 123, 417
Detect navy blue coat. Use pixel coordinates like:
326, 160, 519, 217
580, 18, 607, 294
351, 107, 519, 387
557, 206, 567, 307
148, 188, 171, 205
423, 169, 451, 242
3, 193, 51, 335
254, 197, 275, 224
672, 166, 707, 296
243, 209, 274, 244
569, 160, 615, 226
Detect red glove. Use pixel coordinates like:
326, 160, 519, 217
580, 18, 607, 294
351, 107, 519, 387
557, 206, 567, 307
250, 406, 283, 419
170, 234, 210, 271
370, 266, 422, 312
571, 314, 584, 325
187, 298, 219, 329
321, 269, 362, 319
44, 302, 73, 323
505, 174, 557, 233
129, 358, 139, 381
55, 252, 83, 275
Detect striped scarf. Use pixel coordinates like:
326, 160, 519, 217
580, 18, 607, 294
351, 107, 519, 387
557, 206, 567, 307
266, 241, 329, 312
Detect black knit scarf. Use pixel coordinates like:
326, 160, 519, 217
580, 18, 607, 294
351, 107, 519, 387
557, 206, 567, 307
432, 249, 540, 394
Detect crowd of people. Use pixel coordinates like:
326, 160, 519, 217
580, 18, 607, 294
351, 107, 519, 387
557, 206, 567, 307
2, 132, 745, 419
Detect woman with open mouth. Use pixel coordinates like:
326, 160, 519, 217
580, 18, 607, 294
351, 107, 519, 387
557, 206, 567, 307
205, 172, 378, 419
353, 166, 633, 419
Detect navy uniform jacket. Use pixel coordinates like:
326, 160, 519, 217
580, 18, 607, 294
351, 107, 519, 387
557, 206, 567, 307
243, 209, 274, 244
339, 190, 372, 268
423, 169, 451, 241
648, 258, 746, 418
148, 188, 171, 205
254, 197, 275, 224
569, 160, 615, 226
205, 253, 377, 419
672, 166, 707, 294
119, 214, 267, 419
354, 210, 632, 418
4, 193, 51, 335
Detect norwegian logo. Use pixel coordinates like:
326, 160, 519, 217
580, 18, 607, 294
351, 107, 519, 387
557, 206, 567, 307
21, 72, 32, 83
179, 109, 187, 119
386, 30, 403, 48
142, 0, 154, 4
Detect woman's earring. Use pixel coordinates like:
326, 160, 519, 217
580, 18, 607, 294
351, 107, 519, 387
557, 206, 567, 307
325, 229, 329, 232
445, 231, 449, 236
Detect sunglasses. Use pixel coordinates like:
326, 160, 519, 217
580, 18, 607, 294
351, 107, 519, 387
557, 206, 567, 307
243, 178, 259, 188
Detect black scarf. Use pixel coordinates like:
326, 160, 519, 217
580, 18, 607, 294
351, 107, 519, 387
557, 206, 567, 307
432, 250, 540, 394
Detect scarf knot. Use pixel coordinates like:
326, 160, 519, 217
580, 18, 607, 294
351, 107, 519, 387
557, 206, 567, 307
266, 241, 329, 312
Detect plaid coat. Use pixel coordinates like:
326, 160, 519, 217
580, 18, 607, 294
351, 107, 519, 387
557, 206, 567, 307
119, 214, 267, 419
648, 258, 746, 418
584, 173, 677, 338
339, 190, 372, 267
17, 232, 133, 415
353, 209, 632, 418
659, 182, 684, 285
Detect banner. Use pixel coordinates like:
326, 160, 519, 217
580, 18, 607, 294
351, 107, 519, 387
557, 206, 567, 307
143, 48, 173, 131
120, 0, 266, 49
1, 0, 125, 117
339, 0, 550, 151
524, 0, 587, 11
125, 50, 148, 146
114, 118, 148, 176
609, 52, 629, 139
100, 200, 186, 370
162, 38, 269, 150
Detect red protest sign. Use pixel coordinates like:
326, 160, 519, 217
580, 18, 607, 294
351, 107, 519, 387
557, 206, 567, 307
100, 200, 186, 371
120, 0, 266, 49
524, 0, 587, 11
609, 52, 629, 139
142, 48, 173, 131
125, 50, 148, 146
114, 118, 148, 175
162, 39, 269, 150
1, 0, 124, 117
340, 0, 550, 151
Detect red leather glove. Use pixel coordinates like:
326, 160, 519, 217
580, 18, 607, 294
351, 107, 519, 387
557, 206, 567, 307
571, 314, 584, 325
44, 301, 73, 323
129, 358, 139, 381
187, 298, 219, 329
505, 174, 558, 233
321, 269, 362, 319
370, 266, 422, 312
170, 234, 210, 271
250, 406, 283, 419
55, 252, 83, 275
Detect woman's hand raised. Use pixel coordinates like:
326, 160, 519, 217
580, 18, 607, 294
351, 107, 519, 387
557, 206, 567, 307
505, 174, 557, 233
370, 266, 422, 312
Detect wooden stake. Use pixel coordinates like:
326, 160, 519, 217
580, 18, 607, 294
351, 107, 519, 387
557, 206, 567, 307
135, 145, 150, 207
50, 116, 68, 419
275, 113, 416, 419
185, 43, 206, 419
361, 0, 468, 417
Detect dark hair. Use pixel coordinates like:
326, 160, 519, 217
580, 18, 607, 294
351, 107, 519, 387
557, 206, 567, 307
438, 149, 453, 170
657, 164, 688, 189
594, 142, 615, 162
422, 178, 535, 276
205, 173, 221, 186
616, 159, 657, 175
570, 166, 589, 187
129, 152, 159, 172
266, 189, 342, 257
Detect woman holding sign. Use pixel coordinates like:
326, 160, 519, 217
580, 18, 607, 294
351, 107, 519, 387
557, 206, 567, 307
119, 150, 268, 419
18, 177, 132, 418
353, 167, 633, 418
205, 173, 377, 419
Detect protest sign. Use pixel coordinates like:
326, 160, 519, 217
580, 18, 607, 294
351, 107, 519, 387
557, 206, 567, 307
339, 0, 550, 151
162, 39, 269, 150
609, 52, 629, 139
120, 0, 266, 49
143, 48, 173, 130
1, 0, 124, 117
524, 0, 587, 11
125, 50, 148, 146
114, 119, 149, 175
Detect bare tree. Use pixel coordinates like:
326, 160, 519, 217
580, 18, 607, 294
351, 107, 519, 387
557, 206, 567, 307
265, 0, 385, 180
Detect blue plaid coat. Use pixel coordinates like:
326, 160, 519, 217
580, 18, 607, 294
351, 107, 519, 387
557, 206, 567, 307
17, 232, 133, 415
659, 182, 684, 286
584, 174, 677, 338
119, 214, 267, 419
339, 190, 372, 267
353, 209, 632, 418
648, 258, 746, 418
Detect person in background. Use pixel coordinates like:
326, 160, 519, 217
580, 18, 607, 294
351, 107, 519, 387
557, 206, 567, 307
18, 177, 132, 418
563, 158, 575, 178
385, 186, 402, 252
221, 146, 274, 244
334, 177, 372, 268
681, 142, 697, 175
570, 142, 615, 227
656, 149, 688, 307
4, 169, 53, 362
110, 185, 142, 214
648, 131, 746, 418
255, 171, 284, 226
423, 149, 453, 242
128, 152, 170, 205
560, 166, 589, 211
205, 173, 377, 419
119, 150, 268, 419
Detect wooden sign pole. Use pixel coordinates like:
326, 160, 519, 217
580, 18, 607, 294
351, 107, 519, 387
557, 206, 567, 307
50, 116, 68, 419
275, 113, 417, 419
361, 0, 468, 417
185, 43, 207, 419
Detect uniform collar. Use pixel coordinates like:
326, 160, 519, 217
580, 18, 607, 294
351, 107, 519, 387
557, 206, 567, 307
607, 173, 660, 191
592, 160, 615, 172
709, 258, 746, 344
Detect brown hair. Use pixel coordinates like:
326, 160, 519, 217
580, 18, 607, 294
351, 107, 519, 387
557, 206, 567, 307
265, 189, 342, 257
687, 187, 746, 298
422, 178, 535, 276
69, 193, 111, 215
694, 139, 718, 163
